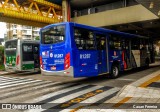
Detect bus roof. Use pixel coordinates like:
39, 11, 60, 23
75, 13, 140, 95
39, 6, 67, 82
41, 22, 149, 39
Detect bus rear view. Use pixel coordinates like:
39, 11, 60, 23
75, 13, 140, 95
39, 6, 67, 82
4, 39, 17, 71
40, 23, 74, 76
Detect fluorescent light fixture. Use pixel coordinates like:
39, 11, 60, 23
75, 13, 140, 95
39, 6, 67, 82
149, 2, 154, 9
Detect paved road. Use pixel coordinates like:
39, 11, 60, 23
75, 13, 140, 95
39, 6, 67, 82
0, 63, 160, 111
0, 76, 119, 112
2, 63, 160, 88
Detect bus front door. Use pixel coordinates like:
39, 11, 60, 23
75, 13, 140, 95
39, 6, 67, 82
33, 45, 40, 69
96, 33, 108, 74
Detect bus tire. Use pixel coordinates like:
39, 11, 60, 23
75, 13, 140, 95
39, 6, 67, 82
110, 64, 119, 78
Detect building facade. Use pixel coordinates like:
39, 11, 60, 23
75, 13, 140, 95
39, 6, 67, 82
6, 23, 40, 40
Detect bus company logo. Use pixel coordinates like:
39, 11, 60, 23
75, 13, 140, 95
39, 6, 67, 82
50, 53, 53, 58
42, 51, 49, 58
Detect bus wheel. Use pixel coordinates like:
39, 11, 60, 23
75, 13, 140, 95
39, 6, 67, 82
110, 65, 119, 78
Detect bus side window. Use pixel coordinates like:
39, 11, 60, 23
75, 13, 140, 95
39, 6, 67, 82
74, 27, 96, 50
109, 35, 121, 50
96, 34, 106, 50
140, 38, 149, 50
131, 39, 140, 50
86, 32, 95, 50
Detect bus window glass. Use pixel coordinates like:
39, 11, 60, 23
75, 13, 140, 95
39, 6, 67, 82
109, 35, 121, 50
23, 45, 32, 52
22, 44, 34, 61
74, 27, 95, 50
5, 40, 17, 49
131, 39, 140, 50
96, 34, 106, 50
121, 38, 129, 50
140, 39, 149, 50
41, 25, 65, 44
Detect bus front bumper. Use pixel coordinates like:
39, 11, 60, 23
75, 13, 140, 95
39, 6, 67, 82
41, 66, 74, 77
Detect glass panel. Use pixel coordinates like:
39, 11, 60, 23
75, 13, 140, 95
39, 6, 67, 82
22, 44, 34, 61
109, 35, 122, 50
23, 45, 32, 52
5, 40, 17, 49
41, 25, 65, 44
74, 27, 95, 50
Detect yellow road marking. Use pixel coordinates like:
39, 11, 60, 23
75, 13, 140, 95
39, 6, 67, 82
139, 74, 160, 88
112, 74, 160, 108
60, 89, 103, 108
70, 74, 160, 111
112, 97, 132, 107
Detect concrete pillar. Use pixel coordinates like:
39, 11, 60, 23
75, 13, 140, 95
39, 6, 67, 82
62, 0, 68, 22
62, 0, 71, 22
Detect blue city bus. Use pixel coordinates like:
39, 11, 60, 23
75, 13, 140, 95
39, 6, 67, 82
40, 22, 155, 78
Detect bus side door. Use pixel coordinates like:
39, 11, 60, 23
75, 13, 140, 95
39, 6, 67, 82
95, 33, 108, 74
33, 44, 40, 69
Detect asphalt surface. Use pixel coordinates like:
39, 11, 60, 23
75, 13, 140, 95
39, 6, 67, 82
2, 62, 160, 88
0, 62, 160, 111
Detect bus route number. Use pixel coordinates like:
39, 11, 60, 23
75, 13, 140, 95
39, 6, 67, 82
54, 54, 63, 58
80, 54, 91, 59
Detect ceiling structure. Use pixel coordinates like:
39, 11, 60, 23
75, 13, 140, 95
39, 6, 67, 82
68, 0, 160, 40
105, 19, 160, 40
114, 0, 160, 40
135, 0, 160, 18
70, 0, 120, 10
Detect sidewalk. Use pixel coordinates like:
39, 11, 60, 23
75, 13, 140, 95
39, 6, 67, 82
74, 70, 160, 112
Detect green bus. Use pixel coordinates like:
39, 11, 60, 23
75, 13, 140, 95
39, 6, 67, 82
4, 39, 40, 72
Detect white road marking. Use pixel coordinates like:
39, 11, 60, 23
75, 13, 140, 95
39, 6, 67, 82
27, 86, 103, 112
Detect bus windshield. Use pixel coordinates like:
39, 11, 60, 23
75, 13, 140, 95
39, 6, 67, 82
41, 25, 65, 44
5, 40, 17, 49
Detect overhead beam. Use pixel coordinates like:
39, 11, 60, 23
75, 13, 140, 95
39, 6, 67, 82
0, 0, 62, 26
72, 5, 158, 27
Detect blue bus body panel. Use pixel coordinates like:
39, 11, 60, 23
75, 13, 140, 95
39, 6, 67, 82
108, 50, 124, 71
40, 44, 65, 71
73, 50, 98, 77
98, 50, 108, 74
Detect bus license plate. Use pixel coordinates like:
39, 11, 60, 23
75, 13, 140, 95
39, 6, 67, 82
51, 66, 56, 70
